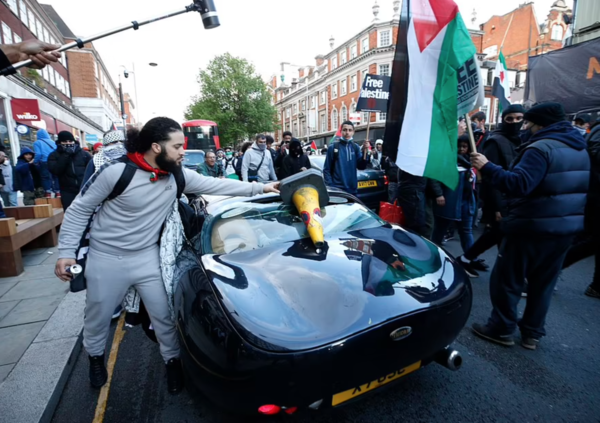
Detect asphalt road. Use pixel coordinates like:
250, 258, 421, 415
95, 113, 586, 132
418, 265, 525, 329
52, 236, 600, 423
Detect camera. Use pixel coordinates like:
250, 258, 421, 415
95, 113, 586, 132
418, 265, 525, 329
123, 70, 129, 79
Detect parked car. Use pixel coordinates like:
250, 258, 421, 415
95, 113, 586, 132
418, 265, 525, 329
308, 155, 387, 210
182, 150, 205, 171
173, 191, 472, 416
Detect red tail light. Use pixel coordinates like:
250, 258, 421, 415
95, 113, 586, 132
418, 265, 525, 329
258, 405, 281, 415
184, 136, 188, 150
384, 175, 389, 186
284, 407, 298, 415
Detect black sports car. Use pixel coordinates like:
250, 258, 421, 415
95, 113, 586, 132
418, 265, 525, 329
174, 190, 472, 415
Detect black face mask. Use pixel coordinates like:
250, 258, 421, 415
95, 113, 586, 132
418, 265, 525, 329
155, 149, 181, 173
519, 128, 534, 144
502, 122, 523, 137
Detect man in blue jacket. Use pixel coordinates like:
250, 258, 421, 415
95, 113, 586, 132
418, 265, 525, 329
323, 121, 369, 195
469, 102, 590, 351
33, 129, 60, 198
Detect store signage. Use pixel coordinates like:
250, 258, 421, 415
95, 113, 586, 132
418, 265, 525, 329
16, 125, 29, 135
356, 74, 391, 113
86, 134, 99, 142
11, 99, 41, 121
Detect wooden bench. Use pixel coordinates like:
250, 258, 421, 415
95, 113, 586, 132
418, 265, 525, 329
0, 204, 64, 277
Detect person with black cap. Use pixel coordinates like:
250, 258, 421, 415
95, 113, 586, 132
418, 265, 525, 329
573, 114, 591, 136
458, 104, 526, 277
281, 138, 311, 179
48, 131, 92, 210
469, 102, 590, 351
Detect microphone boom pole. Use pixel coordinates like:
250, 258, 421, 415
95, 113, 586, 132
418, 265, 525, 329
0, 0, 219, 76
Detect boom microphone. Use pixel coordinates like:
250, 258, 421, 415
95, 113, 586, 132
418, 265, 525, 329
0, 1, 220, 76
194, 0, 220, 29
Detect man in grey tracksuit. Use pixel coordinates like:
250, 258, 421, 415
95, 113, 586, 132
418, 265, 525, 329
55, 117, 279, 394
241, 134, 277, 183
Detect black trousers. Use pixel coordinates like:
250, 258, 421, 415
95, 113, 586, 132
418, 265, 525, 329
464, 221, 503, 261
61, 191, 78, 211
563, 233, 600, 290
487, 235, 573, 338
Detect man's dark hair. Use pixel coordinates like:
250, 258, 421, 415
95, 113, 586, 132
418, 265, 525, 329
255, 134, 266, 142
283, 131, 293, 138
472, 112, 486, 122
341, 120, 354, 128
241, 141, 253, 154
125, 117, 182, 154
265, 135, 274, 145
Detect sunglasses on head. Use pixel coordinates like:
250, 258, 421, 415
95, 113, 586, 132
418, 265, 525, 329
504, 116, 524, 123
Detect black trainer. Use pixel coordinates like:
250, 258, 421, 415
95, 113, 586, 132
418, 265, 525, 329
166, 358, 184, 394
470, 259, 489, 272
585, 285, 600, 298
472, 323, 515, 347
521, 336, 540, 350
89, 354, 108, 389
457, 256, 480, 278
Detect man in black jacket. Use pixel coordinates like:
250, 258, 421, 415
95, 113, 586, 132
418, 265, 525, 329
48, 131, 92, 210
458, 104, 525, 277
281, 139, 311, 179
470, 102, 590, 350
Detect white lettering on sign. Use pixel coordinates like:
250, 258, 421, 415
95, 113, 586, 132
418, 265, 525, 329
365, 76, 384, 88
16, 112, 39, 120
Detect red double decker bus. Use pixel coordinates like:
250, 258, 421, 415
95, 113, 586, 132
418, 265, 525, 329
182, 120, 221, 152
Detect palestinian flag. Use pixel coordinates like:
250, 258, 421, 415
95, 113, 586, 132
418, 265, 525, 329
492, 51, 511, 113
394, 0, 479, 189
328, 125, 342, 146
310, 141, 318, 153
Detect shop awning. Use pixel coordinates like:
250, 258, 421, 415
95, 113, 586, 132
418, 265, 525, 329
11, 98, 41, 122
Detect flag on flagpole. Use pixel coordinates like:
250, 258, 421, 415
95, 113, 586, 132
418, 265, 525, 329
394, 0, 481, 189
310, 141, 318, 153
492, 51, 511, 113
328, 125, 342, 146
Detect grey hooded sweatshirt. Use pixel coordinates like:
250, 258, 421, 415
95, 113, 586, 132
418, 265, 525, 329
58, 163, 264, 259
241, 142, 277, 183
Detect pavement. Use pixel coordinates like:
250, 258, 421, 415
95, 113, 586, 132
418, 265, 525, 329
49, 235, 600, 423
0, 246, 86, 423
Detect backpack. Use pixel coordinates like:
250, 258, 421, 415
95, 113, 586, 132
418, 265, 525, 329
329, 141, 360, 178
70, 156, 186, 292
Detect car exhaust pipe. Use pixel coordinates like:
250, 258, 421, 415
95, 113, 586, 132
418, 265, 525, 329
435, 347, 462, 371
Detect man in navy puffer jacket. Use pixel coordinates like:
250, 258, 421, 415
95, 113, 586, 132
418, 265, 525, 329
469, 102, 590, 351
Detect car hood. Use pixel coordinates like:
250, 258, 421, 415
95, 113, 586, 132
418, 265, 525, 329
201, 226, 468, 352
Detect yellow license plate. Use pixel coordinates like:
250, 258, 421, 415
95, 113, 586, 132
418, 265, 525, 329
332, 361, 421, 406
358, 180, 378, 189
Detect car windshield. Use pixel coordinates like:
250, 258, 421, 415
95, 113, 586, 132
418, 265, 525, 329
206, 202, 386, 255
183, 151, 205, 168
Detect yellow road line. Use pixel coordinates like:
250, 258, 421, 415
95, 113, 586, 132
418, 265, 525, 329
92, 313, 126, 423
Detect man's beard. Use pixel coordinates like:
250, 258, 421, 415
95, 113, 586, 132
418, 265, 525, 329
155, 149, 181, 173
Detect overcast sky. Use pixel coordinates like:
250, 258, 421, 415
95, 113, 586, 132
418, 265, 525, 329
44, 0, 571, 123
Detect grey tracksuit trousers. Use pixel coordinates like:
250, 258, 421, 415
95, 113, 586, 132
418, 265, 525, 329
83, 243, 179, 362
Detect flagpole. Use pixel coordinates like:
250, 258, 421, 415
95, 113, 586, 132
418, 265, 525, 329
364, 113, 372, 160
464, 114, 477, 153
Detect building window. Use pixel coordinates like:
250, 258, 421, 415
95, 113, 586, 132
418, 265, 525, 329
378, 112, 387, 122
301, 100, 306, 111
551, 25, 564, 41
311, 96, 316, 109
362, 112, 370, 125
65, 81, 70, 98
331, 56, 338, 70
49, 68, 55, 87
320, 113, 326, 133
42, 27, 49, 44
341, 50, 347, 65
379, 64, 391, 76
341, 79, 347, 96
35, 20, 43, 41
320, 91, 326, 105
18, 0, 28, 26
341, 105, 348, 122
332, 109, 338, 131
332, 83, 338, 99
351, 74, 358, 92
2, 22, 13, 44
7, 0, 18, 15
293, 122, 298, 135
379, 29, 391, 47
293, 103, 297, 115
286, 108, 291, 118
13, 33, 21, 44
350, 44, 357, 60
61, 52, 67, 69
27, 10, 35, 34
361, 37, 369, 54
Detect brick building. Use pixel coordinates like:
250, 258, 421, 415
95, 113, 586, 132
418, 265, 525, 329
0, 0, 103, 161
123, 93, 137, 128
41, 4, 121, 135
271, 0, 490, 146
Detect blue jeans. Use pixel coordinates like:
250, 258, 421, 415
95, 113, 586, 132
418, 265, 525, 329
0, 191, 18, 207
0, 201, 5, 218
38, 162, 60, 194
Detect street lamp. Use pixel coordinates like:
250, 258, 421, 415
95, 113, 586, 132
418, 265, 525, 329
281, 61, 311, 145
120, 64, 140, 125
